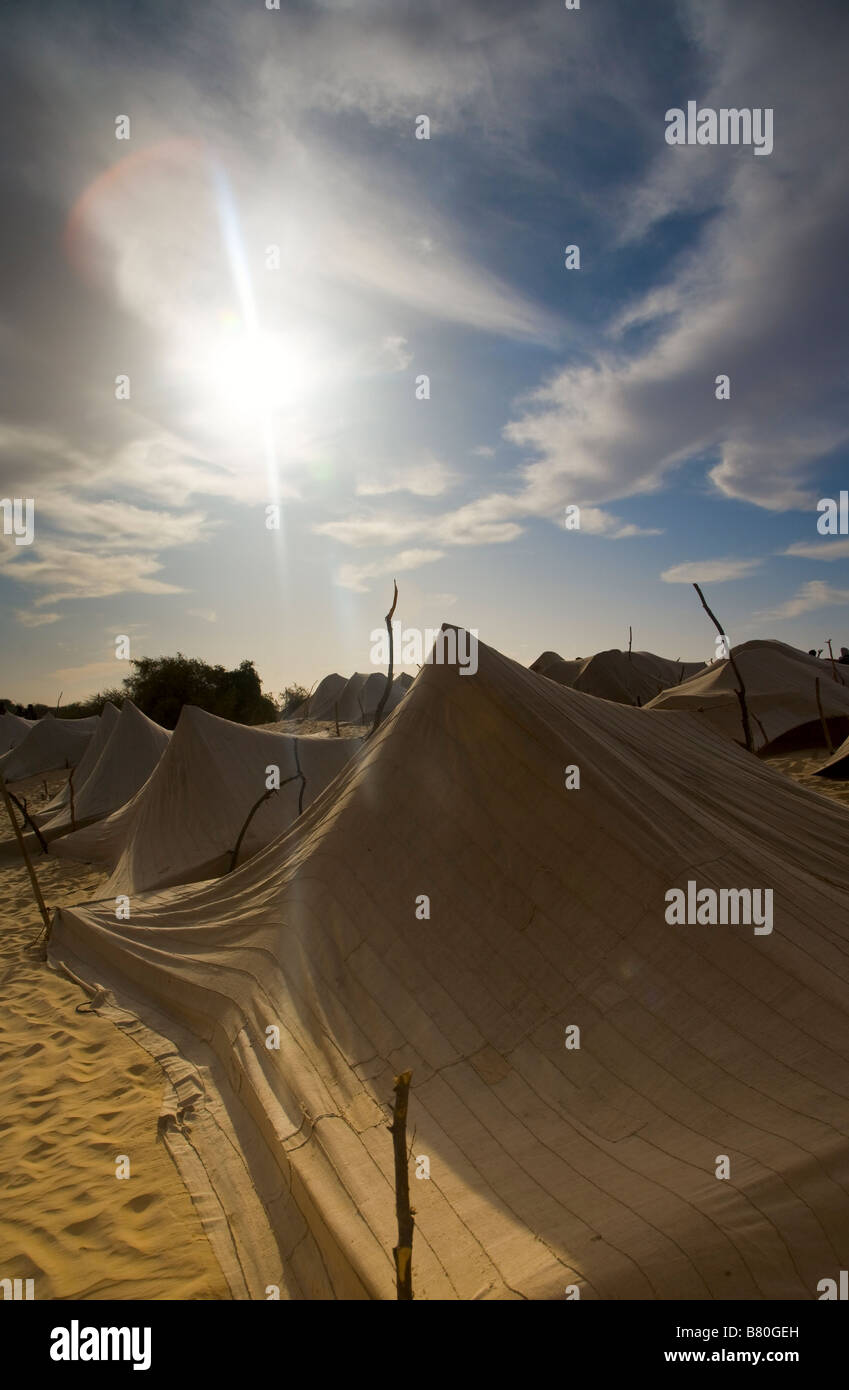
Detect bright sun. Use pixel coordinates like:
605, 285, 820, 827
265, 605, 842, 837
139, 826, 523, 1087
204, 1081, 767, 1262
192, 327, 318, 428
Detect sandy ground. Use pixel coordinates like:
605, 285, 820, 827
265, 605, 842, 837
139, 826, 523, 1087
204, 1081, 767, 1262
763, 745, 849, 809
0, 771, 228, 1300
258, 715, 369, 737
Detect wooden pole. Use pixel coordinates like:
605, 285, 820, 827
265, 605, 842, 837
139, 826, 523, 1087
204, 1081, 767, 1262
815, 677, 834, 754
628, 626, 633, 662
370, 580, 399, 739
389, 1069, 414, 1300
68, 767, 77, 833
301, 678, 318, 723
228, 786, 278, 872
7, 790, 47, 854
692, 584, 754, 752
293, 739, 306, 815
826, 639, 839, 683
0, 772, 51, 932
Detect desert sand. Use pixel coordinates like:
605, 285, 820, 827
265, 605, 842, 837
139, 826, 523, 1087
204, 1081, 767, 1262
0, 772, 228, 1300
764, 747, 849, 810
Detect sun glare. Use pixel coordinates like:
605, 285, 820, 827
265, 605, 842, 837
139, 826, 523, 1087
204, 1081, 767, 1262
198, 328, 315, 427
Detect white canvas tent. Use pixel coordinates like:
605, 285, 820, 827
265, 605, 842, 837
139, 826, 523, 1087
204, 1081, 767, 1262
51, 704, 362, 894
39, 700, 170, 839
0, 710, 37, 752
51, 630, 849, 1300
37, 702, 120, 819
0, 713, 98, 782
532, 649, 703, 705
293, 674, 346, 721
295, 672, 411, 724
647, 639, 849, 751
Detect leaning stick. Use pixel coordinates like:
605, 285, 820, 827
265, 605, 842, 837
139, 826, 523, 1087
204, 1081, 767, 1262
628, 626, 633, 662
68, 767, 77, 833
228, 788, 276, 872
0, 772, 51, 932
293, 739, 306, 815
7, 790, 47, 854
228, 771, 302, 871
388, 1069, 414, 1301
815, 677, 834, 754
826, 639, 839, 683
300, 678, 318, 723
370, 580, 399, 738
692, 584, 754, 752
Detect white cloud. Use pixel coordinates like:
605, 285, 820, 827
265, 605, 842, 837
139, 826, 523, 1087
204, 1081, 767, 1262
15, 610, 61, 627
355, 457, 456, 498
373, 336, 413, 373
186, 608, 218, 623
336, 548, 444, 593
757, 580, 849, 620
661, 558, 762, 584
49, 659, 125, 690
0, 541, 185, 604
495, 0, 849, 518
577, 507, 662, 539
782, 539, 849, 561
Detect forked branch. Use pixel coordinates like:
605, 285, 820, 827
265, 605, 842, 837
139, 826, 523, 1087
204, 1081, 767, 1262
370, 580, 399, 739
692, 583, 754, 753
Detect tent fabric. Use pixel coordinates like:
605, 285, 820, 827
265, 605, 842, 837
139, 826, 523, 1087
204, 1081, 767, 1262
295, 672, 411, 724
39, 700, 170, 839
51, 631, 849, 1300
647, 639, 849, 751
814, 732, 849, 779
529, 650, 566, 676
0, 713, 99, 782
532, 649, 703, 705
37, 702, 120, 818
51, 704, 362, 895
292, 674, 347, 721
0, 711, 37, 752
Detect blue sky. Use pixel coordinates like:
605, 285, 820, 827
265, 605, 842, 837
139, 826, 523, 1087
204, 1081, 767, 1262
1, 0, 848, 703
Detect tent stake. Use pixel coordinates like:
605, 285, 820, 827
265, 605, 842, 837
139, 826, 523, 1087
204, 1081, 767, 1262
388, 1069, 414, 1301
0, 771, 51, 933
815, 677, 834, 753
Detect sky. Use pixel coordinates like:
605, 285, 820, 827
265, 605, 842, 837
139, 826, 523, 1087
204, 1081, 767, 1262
1, 0, 848, 704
